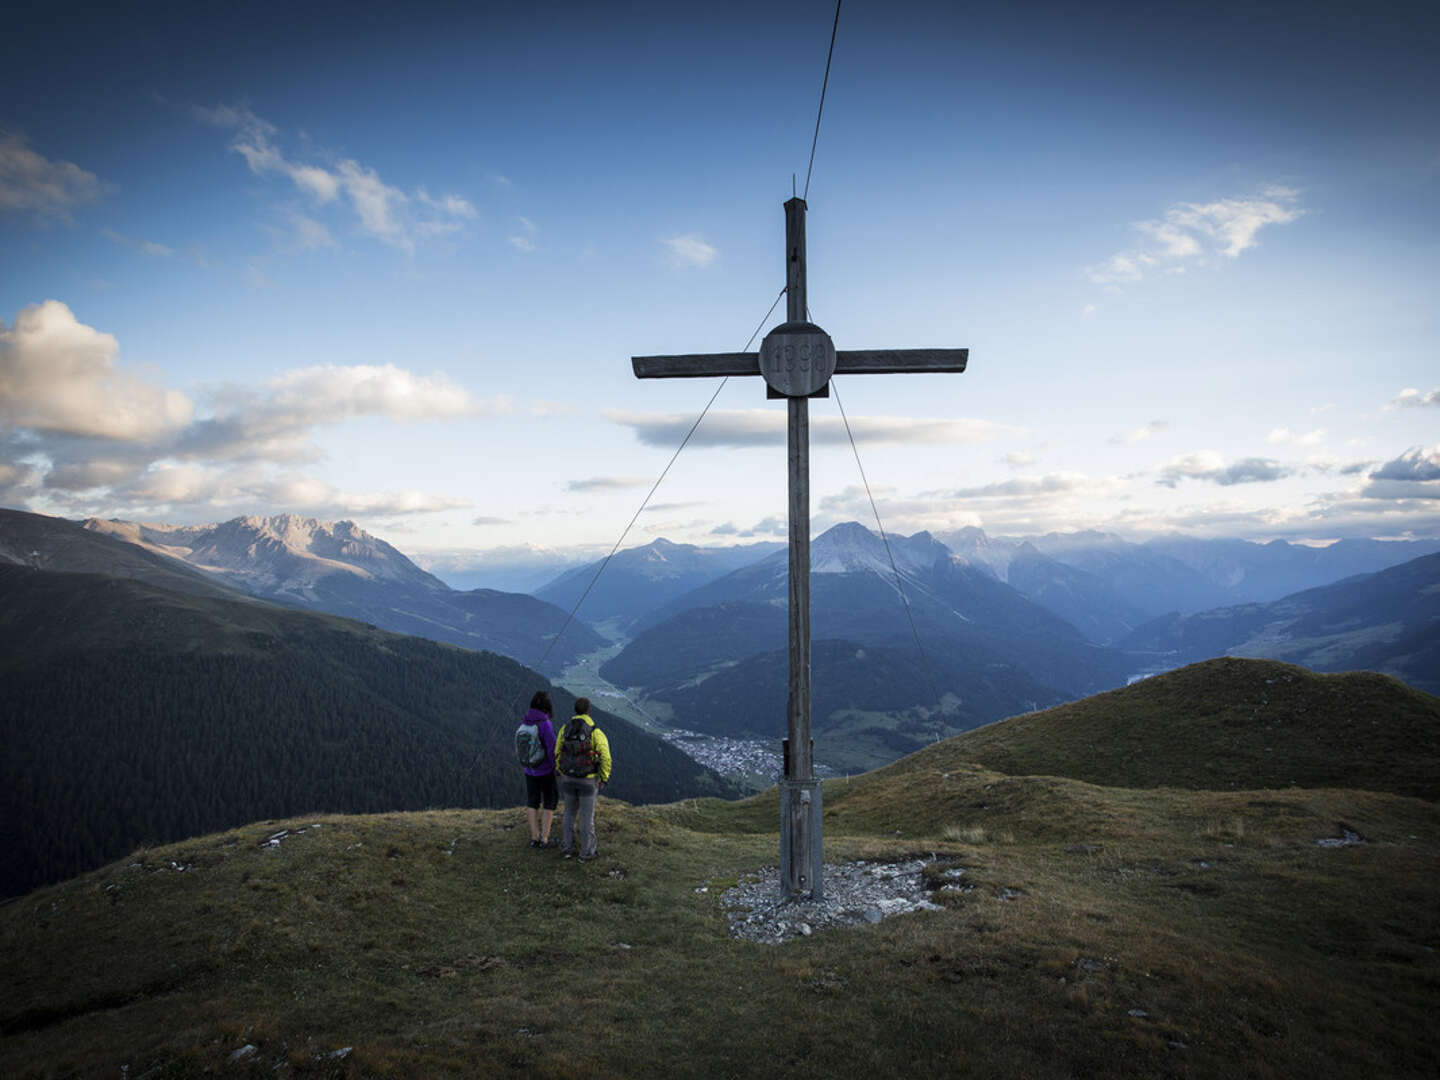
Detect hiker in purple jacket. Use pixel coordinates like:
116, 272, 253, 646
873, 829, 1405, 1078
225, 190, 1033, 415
520, 691, 559, 848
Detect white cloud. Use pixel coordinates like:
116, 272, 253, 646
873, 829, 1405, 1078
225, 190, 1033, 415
184, 364, 510, 462
0, 301, 193, 441
288, 212, 335, 250
1087, 186, 1303, 287
1369, 446, 1440, 484
941, 472, 1107, 500
1157, 451, 1297, 487
662, 234, 718, 268
118, 463, 471, 516
0, 133, 102, 220
0, 303, 495, 521
102, 228, 174, 257
1390, 387, 1440, 409
196, 104, 474, 251
1267, 427, 1326, 447
509, 216, 537, 252
1004, 450, 1036, 466
605, 408, 1011, 449
1110, 420, 1168, 444
336, 159, 409, 248
419, 189, 477, 219
567, 476, 652, 493
711, 515, 786, 538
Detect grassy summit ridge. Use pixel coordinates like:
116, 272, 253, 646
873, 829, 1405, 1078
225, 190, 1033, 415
2, 658, 1436, 1078
901, 657, 1440, 800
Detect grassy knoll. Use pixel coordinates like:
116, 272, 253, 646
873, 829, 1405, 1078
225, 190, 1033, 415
3, 769, 1437, 1078
913, 657, 1440, 799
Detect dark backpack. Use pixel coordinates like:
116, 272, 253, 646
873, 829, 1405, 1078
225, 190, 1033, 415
558, 720, 599, 777
515, 721, 547, 767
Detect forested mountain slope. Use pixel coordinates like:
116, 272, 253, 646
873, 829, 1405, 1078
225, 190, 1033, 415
0, 564, 733, 899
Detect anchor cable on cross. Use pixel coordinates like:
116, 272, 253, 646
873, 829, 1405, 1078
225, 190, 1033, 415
632, 197, 968, 899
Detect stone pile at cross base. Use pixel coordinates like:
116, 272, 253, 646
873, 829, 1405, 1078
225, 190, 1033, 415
718, 858, 970, 945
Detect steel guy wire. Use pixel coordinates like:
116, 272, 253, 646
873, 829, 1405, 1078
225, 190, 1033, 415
828, 350, 944, 714
536, 285, 789, 670
803, 0, 843, 202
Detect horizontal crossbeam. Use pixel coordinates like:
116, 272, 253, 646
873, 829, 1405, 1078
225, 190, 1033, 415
632, 348, 968, 380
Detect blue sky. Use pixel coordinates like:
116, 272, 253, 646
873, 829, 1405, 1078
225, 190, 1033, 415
3, 0, 1437, 571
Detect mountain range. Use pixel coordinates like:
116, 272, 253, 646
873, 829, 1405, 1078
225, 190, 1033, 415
939, 527, 1440, 636
574, 522, 1440, 768
597, 523, 1134, 768
80, 513, 604, 674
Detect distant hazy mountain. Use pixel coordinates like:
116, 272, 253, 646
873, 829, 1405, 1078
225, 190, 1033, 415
534, 536, 785, 627
937, 526, 1440, 624
1143, 534, 1440, 605
1001, 543, 1152, 644
415, 545, 588, 594
0, 560, 734, 899
1121, 551, 1440, 695
602, 523, 1135, 745
81, 514, 604, 673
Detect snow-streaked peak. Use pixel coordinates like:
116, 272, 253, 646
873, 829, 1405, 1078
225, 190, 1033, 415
84, 514, 444, 592
810, 522, 948, 577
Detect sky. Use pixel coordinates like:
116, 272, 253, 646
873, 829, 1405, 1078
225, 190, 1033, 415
3, 0, 1438, 574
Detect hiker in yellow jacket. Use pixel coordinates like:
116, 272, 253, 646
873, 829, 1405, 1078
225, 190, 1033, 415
554, 698, 612, 862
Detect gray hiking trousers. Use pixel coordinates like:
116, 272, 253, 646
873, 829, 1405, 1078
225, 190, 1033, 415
560, 776, 599, 858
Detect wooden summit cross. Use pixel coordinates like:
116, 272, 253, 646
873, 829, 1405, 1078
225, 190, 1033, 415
632, 197, 968, 900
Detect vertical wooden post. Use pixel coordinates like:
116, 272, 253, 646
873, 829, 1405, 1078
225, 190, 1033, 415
781, 196, 819, 899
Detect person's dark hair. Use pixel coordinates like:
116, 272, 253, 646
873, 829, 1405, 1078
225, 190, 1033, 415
529, 690, 553, 716
573, 697, 591, 716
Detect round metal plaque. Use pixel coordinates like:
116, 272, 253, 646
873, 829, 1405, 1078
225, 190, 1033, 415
760, 322, 836, 398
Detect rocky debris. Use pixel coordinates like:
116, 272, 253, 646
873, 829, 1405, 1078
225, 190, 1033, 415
260, 824, 322, 849
1316, 825, 1366, 848
228, 1043, 257, 1063
721, 859, 948, 944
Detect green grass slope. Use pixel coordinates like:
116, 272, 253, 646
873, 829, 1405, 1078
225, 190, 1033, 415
0, 565, 733, 899
894, 657, 1440, 800
2, 771, 1436, 1078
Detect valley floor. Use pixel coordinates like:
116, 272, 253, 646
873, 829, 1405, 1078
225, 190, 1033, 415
558, 640, 786, 793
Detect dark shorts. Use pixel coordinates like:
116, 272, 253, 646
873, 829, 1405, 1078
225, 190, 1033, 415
525, 771, 558, 810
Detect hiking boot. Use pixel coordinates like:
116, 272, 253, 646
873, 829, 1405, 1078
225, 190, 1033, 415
577, 853, 598, 863
543, 839, 559, 849
528, 839, 541, 848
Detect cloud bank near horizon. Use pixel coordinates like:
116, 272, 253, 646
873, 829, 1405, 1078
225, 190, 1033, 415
0, 300, 497, 518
